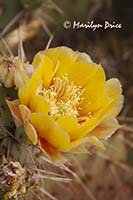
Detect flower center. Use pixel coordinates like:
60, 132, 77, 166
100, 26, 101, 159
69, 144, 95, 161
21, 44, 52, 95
42, 75, 84, 119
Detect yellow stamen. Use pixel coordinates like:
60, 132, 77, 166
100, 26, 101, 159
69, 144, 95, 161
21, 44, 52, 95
40, 75, 84, 119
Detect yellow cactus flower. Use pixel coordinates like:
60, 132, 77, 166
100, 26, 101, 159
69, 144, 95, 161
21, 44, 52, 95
7, 47, 124, 162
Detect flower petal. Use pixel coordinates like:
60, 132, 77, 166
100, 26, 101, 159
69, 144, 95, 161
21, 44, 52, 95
39, 47, 102, 88
19, 104, 31, 123
34, 95, 50, 114
69, 95, 121, 148
76, 51, 92, 63
104, 78, 124, 121
6, 99, 22, 126
29, 79, 43, 111
87, 136, 105, 150
71, 78, 123, 142
89, 118, 121, 139
29, 113, 70, 151
33, 54, 58, 88
56, 116, 80, 140
30, 62, 43, 81
70, 135, 105, 150
79, 65, 107, 114
39, 46, 79, 76
18, 81, 30, 106
69, 100, 112, 143
24, 121, 38, 145
70, 145, 90, 154
39, 139, 67, 163
65, 62, 103, 88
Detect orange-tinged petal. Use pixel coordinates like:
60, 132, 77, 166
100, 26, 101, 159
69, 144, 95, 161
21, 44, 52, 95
29, 113, 70, 151
56, 116, 80, 140
6, 99, 22, 126
24, 121, 38, 145
40, 139, 67, 163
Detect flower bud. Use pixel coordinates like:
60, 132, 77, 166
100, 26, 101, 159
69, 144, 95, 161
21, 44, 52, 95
0, 56, 34, 88
0, 56, 15, 88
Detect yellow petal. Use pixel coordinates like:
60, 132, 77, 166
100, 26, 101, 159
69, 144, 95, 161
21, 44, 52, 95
69, 100, 112, 144
104, 78, 124, 121
24, 66, 44, 110
24, 121, 38, 145
34, 95, 50, 114
39, 46, 79, 76
71, 78, 123, 141
32, 52, 43, 69
29, 79, 43, 111
79, 65, 107, 114
39, 139, 67, 163
56, 116, 80, 140
65, 62, 103, 88
33, 54, 58, 88
6, 99, 22, 126
69, 93, 121, 149
29, 113, 70, 151
19, 104, 31, 123
69, 137, 90, 150
30, 62, 43, 82
18, 81, 30, 106
89, 118, 121, 139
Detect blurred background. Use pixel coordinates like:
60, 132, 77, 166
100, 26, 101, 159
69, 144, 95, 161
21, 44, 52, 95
0, 0, 133, 199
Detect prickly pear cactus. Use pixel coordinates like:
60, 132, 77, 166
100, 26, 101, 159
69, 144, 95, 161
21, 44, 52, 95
0, 44, 124, 199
